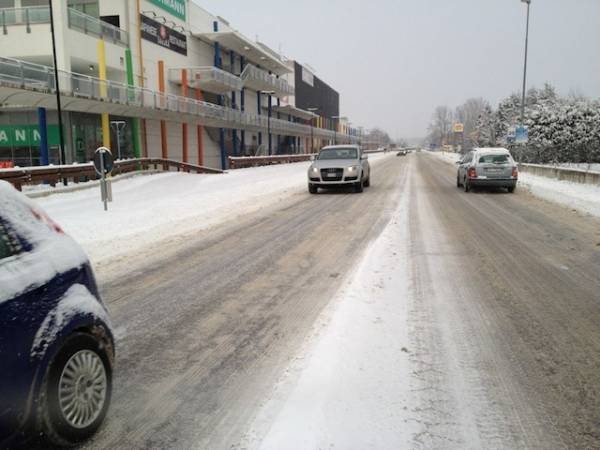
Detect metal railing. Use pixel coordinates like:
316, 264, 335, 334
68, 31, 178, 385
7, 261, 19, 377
67, 8, 128, 47
0, 56, 358, 142
0, 6, 50, 32
0, 158, 223, 191
241, 64, 294, 97
184, 67, 243, 93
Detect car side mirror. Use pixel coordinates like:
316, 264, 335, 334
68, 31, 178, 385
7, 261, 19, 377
309, 155, 315, 161
361, 154, 368, 160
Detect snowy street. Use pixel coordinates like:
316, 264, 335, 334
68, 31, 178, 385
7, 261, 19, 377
25, 153, 600, 449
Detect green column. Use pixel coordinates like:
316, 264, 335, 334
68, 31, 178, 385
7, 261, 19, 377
125, 48, 141, 159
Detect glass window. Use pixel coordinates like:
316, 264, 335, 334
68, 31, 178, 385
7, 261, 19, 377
21, 0, 47, 6
0, 222, 20, 260
0, 0, 15, 8
318, 148, 358, 160
479, 154, 511, 164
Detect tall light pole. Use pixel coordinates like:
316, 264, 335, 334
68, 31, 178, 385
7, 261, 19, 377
331, 115, 343, 145
307, 107, 319, 153
520, 0, 531, 125
260, 90, 275, 155
48, 0, 66, 176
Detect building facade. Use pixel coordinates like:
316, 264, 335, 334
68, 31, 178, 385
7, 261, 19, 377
0, 0, 360, 169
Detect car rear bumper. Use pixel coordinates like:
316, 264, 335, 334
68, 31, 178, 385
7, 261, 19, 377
468, 178, 517, 187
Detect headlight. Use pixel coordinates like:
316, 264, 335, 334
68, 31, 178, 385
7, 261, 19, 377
347, 166, 359, 172
311, 166, 319, 173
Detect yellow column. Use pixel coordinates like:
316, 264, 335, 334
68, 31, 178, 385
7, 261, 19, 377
97, 40, 111, 149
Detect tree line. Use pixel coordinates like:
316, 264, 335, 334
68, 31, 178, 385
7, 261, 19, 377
426, 83, 600, 164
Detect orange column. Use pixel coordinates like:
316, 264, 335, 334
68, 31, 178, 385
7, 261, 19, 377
195, 87, 204, 166
181, 69, 189, 163
158, 60, 168, 159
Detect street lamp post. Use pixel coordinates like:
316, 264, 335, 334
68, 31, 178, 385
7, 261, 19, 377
260, 90, 275, 155
520, 0, 531, 125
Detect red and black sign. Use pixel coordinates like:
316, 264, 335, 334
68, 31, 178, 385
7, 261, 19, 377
140, 14, 187, 56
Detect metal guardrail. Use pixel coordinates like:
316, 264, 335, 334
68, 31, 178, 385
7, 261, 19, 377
241, 64, 294, 97
0, 56, 357, 142
228, 154, 315, 169
67, 8, 129, 47
0, 158, 222, 191
519, 163, 600, 186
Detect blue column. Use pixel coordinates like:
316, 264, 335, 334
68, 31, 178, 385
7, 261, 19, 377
213, 21, 226, 169
268, 94, 272, 155
240, 56, 246, 155
230, 50, 238, 156
37, 107, 49, 166
257, 91, 262, 146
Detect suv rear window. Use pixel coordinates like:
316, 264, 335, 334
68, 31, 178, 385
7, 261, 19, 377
479, 154, 510, 164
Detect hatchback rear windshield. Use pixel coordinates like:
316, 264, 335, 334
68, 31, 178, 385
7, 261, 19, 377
479, 154, 511, 164
318, 148, 358, 160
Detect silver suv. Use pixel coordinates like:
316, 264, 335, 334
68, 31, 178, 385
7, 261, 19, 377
456, 147, 518, 193
308, 145, 370, 194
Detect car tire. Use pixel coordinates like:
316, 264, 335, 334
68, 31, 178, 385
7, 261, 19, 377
456, 174, 461, 188
507, 185, 516, 193
463, 178, 470, 192
38, 332, 112, 447
354, 182, 364, 193
364, 177, 370, 188
308, 184, 318, 194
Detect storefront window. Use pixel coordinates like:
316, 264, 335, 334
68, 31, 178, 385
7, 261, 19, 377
67, 0, 99, 18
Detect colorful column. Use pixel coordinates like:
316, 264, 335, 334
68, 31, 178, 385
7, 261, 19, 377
181, 69, 189, 163
195, 87, 204, 166
230, 50, 238, 156
257, 91, 262, 146
97, 40, 110, 149
240, 56, 246, 155
158, 60, 168, 159
125, 48, 141, 158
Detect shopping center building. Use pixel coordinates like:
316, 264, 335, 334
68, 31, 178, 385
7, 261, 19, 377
0, 0, 361, 169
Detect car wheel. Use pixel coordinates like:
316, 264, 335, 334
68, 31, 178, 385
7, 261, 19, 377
354, 181, 364, 193
364, 177, 370, 188
463, 178, 470, 192
308, 184, 318, 194
456, 174, 461, 188
507, 185, 516, 193
39, 332, 112, 446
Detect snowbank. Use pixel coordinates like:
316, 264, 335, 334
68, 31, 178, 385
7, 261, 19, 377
32, 154, 391, 267
243, 188, 415, 449
428, 150, 461, 164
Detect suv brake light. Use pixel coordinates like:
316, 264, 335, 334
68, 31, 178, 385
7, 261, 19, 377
467, 167, 477, 178
512, 167, 518, 178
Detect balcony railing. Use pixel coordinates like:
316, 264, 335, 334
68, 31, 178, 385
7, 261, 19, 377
0, 6, 50, 32
241, 64, 294, 97
169, 67, 243, 94
67, 8, 128, 47
0, 57, 356, 142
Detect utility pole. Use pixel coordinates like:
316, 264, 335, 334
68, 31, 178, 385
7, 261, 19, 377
48, 0, 67, 178
520, 0, 531, 125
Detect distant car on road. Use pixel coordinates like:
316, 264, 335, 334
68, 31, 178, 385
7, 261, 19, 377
396, 149, 407, 156
0, 181, 114, 448
456, 148, 518, 193
308, 145, 370, 194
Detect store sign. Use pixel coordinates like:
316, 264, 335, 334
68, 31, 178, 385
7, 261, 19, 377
453, 123, 464, 133
0, 125, 60, 147
147, 0, 186, 20
141, 14, 187, 56
302, 67, 314, 87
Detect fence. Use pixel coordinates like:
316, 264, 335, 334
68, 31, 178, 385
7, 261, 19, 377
519, 164, 600, 186
0, 158, 222, 191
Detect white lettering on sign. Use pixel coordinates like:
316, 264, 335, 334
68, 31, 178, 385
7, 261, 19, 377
0, 130, 8, 144
15, 129, 27, 143
32, 130, 41, 142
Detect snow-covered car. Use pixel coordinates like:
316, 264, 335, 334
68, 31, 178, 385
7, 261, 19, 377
456, 147, 518, 193
0, 181, 114, 447
307, 145, 370, 194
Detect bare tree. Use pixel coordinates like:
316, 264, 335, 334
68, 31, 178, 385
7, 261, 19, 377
427, 105, 453, 148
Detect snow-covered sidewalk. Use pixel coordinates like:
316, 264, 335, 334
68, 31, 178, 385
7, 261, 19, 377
242, 182, 415, 449
428, 151, 600, 218
32, 154, 391, 269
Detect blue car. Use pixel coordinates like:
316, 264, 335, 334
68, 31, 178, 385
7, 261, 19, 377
0, 181, 114, 447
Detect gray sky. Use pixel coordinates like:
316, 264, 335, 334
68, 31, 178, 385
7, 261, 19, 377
193, 0, 600, 140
